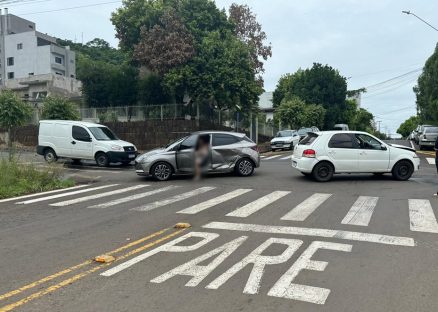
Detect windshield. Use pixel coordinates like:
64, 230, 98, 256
276, 130, 294, 137
88, 127, 119, 141
298, 128, 310, 136
425, 127, 438, 133
165, 136, 187, 149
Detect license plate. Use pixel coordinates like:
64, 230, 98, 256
129, 154, 136, 159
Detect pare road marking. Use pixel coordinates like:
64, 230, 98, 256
101, 231, 352, 305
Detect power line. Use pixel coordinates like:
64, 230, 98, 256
363, 76, 418, 98
20, 0, 121, 15
364, 68, 422, 90
4, 0, 53, 7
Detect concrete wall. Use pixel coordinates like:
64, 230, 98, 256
0, 121, 271, 151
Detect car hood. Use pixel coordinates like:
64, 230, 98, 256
140, 147, 166, 157
388, 143, 416, 153
271, 137, 293, 143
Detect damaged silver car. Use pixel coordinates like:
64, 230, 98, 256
135, 131, 260, 181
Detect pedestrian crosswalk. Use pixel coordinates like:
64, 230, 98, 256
261, 154, 292, 161
426, 158, 436, 165
4, 183, 438, 236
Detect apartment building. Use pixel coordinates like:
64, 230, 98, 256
0, 9, 81, 101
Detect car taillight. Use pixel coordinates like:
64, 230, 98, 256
303, 149, 316, 158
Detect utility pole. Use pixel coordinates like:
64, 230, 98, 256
376, 120, 382, 133
402, 10, 438, 32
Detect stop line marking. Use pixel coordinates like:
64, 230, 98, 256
202, 221, 415, 247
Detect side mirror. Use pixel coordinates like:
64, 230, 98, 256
381, 144, 387, 151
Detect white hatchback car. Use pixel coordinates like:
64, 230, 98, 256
270, 130, 301, 151
291, 131, 420, 182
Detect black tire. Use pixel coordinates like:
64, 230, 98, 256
151, 162, 173, 181
235, 158, 255, 177
44, 148, 57, 163
392, 160, 414, 181
312, 161, 334, 182
95, 152, 109, 167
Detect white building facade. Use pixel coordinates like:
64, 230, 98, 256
0, 10, 81, 100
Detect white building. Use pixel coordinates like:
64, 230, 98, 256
258, 91, 274, 121
0, 10, 81, 100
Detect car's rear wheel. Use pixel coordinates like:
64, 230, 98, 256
151, 162, 173, 181
95, 152, 109, 167
392, 160, 414, 181
44, 148, 57, 163
312, 161, 334, 182
236, 158, 255, 177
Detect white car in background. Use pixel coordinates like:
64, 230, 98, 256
291, 131, 420, 182
270, 130, 300, 151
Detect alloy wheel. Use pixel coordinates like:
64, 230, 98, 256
154, 163, 171, 180
238, 159, 254, 176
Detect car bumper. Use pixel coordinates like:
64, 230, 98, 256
107, 151, 138, 163
291, 155, 318, 173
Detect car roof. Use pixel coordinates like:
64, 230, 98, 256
39, 120, 105, 128
314, 130, 374, 135
192, 130, 245, 137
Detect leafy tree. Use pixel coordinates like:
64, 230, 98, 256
164, 30, 261, 111
303, 104, 326, 129
397, 116, 419, 138
229, 3, 272, 84
41, 96, 80, 120
0, 90, 32, 159
275, 96, 325, 129
138, 74, 172, 105
414, 43, 438, 123
273, 63, 347, 129
133, 9, 195, 75
350, 108, 374, 132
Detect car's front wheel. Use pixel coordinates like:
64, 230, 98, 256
392, 160, 414, 181
312, 161, 334, 182
151, 162, 173, 181
235, 158, 255, 177
95, 152, 109, 167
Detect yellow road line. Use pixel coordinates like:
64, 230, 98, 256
0, 228, 169, 302
0, 228, 186, 312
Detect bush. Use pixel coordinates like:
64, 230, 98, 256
41, 96, 80, 120
0, 159, 74, 199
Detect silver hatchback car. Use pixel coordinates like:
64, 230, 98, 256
135, 131, 260, 181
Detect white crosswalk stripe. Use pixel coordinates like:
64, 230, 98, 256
426, 158, 436, 165
177, 189, 252, 214
50, 185, 148, 207
88, 185, 180, 209
280, 155, 291, 160
226, 191, 291, 218
341, 196, 378, 226
409, 199, 438, 233
281, 193, 332, 221
0, 185, 87, 203
131, 187, 216, 212
16, 184, 118, 205
263, 155, 281, 160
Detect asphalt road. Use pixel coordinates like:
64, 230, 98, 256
0, 140, 437, 312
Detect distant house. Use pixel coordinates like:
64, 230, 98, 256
0, 10, 81, 102
258, 91, 274, 121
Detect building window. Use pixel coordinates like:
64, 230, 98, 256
7, 72, 14, 79
28, 72, 34, 76
55, 72, 63, 76
70, 74, 75, 78
7, 57, 14, 66
17, 43, 23, 50
55, 56, 63, 64
70, 59, 74, 64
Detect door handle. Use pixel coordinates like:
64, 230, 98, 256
71, 141, 76, 145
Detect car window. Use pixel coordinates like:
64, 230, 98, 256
88, 127, 118, 141
72, 126, 91, 142
328, 133, 356, 149
299, 133, 318, 145
425, 127, 438, 133
276, 130, 293, 137
213, 134, 239, 146
179, 135, 198, 150
355, 134, 382, 150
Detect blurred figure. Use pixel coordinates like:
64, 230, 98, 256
435, 136, 438, 196
194, 134, 210, 180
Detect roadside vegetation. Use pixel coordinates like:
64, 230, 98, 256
0, 157, 74, 199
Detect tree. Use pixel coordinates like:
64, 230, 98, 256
229, 3, 272, 84
41, 96, 80, 120
414, 43, 438, 123
275, 96, 325, 129
397, 116, 419, 138
303, 104, 326, 129
138, 74, 172, 105
0, 90, 32, 159
164, 30, 262, 111
273, 63, 347, 129
133, 9, 195, 75
350, 108, 374, 132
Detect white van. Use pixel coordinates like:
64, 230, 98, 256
333, 124, 349, 131
37, 120, 137, 167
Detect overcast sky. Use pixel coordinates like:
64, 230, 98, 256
6, 0, 438, 135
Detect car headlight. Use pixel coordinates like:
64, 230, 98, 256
111, 145, 123, 151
